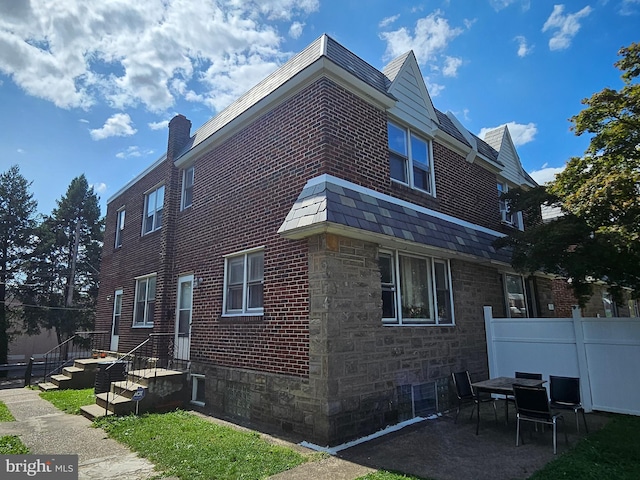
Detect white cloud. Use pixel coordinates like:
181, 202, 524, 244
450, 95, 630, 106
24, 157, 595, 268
478, 121, 538, 147
514, 35, 533, 57
542, 5, 593, 51
442, 56, 462, 77
425, 78, 445, 97
115, 145, 154, 159
489, 0, 531, 11
148, 120, 169, 131
0, 1, 318, 112
379, 14, 400, 28
289, 21, 304, 39
380, 10, 464, 65
619, 0, 640, 15
90, 113, 137, 140
530, 163, 565, 184
91, 182, 107, 194
17, 148, 24, 154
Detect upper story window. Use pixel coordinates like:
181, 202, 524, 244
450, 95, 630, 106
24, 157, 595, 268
602, 291, 618, 317
143, 184, 164, 234
388, 121, 434, 195
504, 273, 527, 318
181, 166, 194, 211
115, 209, 125, 248
223, 249, 264, 316
133, 274, 156, 327
497, 182, 523, 230
380, 250, 453, 326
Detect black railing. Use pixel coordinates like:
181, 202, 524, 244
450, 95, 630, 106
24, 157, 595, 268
102, 333, 189, 415
41, 331, 110, 384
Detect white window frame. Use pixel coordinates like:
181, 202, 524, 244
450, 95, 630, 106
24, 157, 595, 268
504, 273, 528, 318
115, 208, 125, 248
190, 374, 205, 406
133, 274, 156, 327
181, 166, 194, 211
380, 250, 454, 326
142, 184, 165, 235
602, 291, 617, 317
497, 182, 524, 231
388, 121, 435, 196
112, 289, 123, 336
223, 248, 264, 316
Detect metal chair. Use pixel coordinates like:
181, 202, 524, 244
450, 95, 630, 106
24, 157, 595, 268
515, 371, 543, 380
549, 375, 589, 433
514, 384, 568, 454
451, 371, 498, 424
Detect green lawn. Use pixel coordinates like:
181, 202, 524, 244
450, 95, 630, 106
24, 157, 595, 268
95, 410, 307, 480
0, 400, 15, 422
528, 415, 640, 480
39, 388, 96, 414
0, 400, 29, 454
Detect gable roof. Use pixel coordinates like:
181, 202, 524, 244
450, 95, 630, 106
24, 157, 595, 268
482, 125, 537, 187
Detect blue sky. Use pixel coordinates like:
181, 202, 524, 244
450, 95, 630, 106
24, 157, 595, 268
1, 0, 638, 216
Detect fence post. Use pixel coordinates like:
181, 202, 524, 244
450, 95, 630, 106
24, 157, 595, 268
572, 306, 593, 412
483, 306, 497, 378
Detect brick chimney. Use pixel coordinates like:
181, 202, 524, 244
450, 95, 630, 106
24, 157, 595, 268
167, 114, 192, 162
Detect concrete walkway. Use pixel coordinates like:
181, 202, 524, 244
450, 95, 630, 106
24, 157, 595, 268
0, 383, 372, 480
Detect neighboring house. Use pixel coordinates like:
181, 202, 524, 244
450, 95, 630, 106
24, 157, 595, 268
96, 34, 557, 446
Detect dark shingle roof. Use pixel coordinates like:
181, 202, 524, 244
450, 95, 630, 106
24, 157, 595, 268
279, 177, 511, 265
435, 109, 471, 148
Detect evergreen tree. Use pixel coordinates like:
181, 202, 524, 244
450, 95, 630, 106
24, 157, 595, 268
0, 165, 38, 366
20, 175, 103, 344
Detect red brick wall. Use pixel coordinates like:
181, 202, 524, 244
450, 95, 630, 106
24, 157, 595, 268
97, 76, 508, 376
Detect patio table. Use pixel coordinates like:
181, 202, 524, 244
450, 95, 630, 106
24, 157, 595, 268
471, 376, 546, 435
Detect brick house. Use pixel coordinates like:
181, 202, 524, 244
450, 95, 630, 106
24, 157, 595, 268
96, 34, 559, 445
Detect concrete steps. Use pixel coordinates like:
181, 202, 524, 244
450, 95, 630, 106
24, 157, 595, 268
38, 356, 120, 392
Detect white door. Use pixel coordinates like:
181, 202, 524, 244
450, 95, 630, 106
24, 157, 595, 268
175, 275, 193, 361
110, 289, 123, 351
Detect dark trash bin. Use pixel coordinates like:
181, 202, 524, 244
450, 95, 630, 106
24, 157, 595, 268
94, 361, 127, 394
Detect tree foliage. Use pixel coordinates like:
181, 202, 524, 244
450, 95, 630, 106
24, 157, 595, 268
498, 43, 640, 305
0, 165, 38, 364
19, 175, 103, 344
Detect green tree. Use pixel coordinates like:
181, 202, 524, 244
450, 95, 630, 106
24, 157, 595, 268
498, 43, 640, 305
19, 175, 103, 344
0, 165, 38, 366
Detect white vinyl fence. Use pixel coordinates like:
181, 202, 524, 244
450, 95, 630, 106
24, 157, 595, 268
483, 306, 640, 416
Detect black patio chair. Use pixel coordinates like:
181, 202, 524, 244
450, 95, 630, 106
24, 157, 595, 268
514, 384, 568, 454
451, 371, 498, 425
549, 375, 588, 433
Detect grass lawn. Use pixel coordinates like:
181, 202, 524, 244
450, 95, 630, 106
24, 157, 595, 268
39, 388, 96, 415
0, 435, 30, 454
95, 410, 307, 480
0, 400, 30, 454
0, 400, 15, 422
528, 415, 640, 480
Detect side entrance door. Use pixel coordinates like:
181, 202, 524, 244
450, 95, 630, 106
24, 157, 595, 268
175, 275, 193, 361
110, 289, 123, 351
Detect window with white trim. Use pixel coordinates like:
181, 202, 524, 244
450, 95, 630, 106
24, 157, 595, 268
133, 274, 156, 327
602, 291, 617, 317
223, 250, 264, 315
504, 274, 527, 318
115, 209, 125, 248
497, 182, 523, 230
143, 185, 164, 234
388, 121, 434, 195
380, 251, 453, 325
112, 289, 123, 336
181, 166, 194, 210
